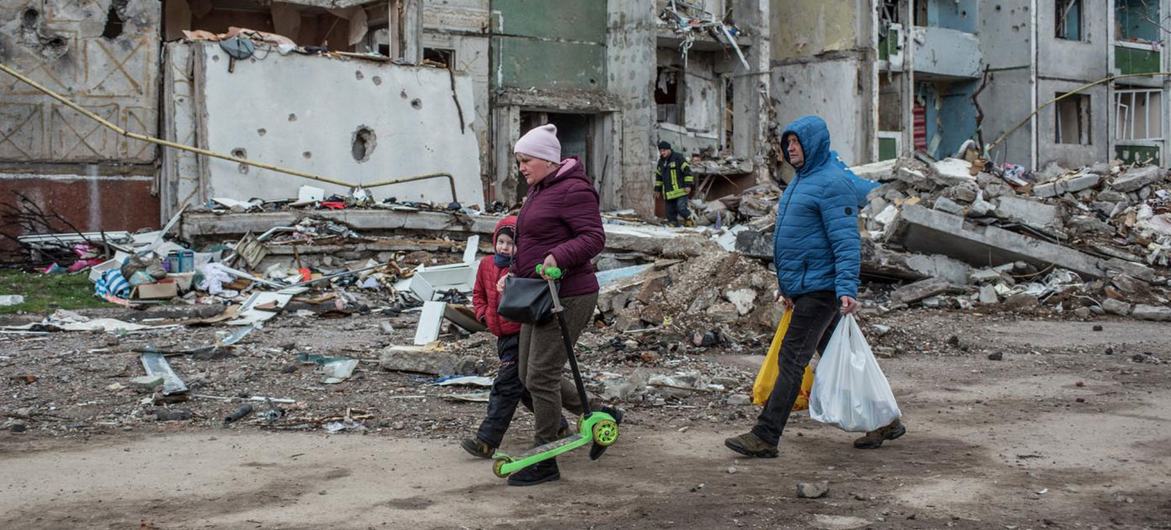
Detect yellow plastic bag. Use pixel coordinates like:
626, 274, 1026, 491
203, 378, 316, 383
751, 309, 815, 409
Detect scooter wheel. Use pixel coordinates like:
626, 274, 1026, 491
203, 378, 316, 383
592, 419, 619, 447
493, 458, 511, 478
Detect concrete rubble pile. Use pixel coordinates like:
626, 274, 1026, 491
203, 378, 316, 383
728, 156, 1171, 321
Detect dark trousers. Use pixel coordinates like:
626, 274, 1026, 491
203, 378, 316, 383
665, 196, 691, 226
752, 291, 841, 446
475, 335, 532, 448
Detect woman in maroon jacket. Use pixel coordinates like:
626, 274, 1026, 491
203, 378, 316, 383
500, 123, 611, 486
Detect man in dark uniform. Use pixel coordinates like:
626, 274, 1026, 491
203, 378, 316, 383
655, 141, 694, 227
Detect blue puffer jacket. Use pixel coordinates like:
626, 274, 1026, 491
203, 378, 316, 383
773, 116, 869, 299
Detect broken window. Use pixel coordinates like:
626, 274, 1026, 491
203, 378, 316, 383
1116, 0, 1162, 43
1055, 93, 1091, 145
423, 48, 455, 69
1116, 89, 1163, 141
1056, 0, 1083, 41
655, 67, 682, 125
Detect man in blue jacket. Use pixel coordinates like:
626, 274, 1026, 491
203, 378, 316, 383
725, 115, 905, 458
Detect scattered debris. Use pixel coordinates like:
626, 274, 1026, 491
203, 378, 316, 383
140, 353, 188, 396
223, 403, 254, 424
797, 481, 830, 499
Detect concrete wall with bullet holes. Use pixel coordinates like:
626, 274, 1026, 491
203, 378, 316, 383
162, 42, 484, 218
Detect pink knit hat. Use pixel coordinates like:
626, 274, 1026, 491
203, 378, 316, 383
514, 124, 561, 163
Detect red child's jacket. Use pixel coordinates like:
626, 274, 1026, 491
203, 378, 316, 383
473, 216, 522, 337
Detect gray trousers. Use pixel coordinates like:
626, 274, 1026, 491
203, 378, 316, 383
518, 292, 599, 444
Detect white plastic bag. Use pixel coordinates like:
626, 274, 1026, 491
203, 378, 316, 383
809, 315, 901, 432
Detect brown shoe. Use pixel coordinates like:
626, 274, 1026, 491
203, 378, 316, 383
460, 437, 495, 459
724, 432, 778, 458
853, 419, 906, 449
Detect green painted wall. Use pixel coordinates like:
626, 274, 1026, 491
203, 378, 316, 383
493, 37, 606, 90
490, 0, 608, 91
493, 0, 607, 43
1115, 46, 1162, 75
878, 137, 898, 161
1115, 144, 1160, 165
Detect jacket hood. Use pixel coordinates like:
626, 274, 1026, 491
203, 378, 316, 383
493, 215, 517, 245
537, 156, 589, 189
780, 115, 832, 177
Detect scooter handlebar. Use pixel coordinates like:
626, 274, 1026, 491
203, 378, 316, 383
535, 264, 563, 280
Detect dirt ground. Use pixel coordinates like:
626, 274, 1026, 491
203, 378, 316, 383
2, 311, 1170, 529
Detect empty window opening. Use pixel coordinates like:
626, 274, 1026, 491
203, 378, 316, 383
352, 126, 377, 162
423, 48, 454, 69
655, 67, 682, 125
1116, 89, 1163, 141
1055, 93, 1091, 145
1056, 0, 1083, 41
102, 2, 125, 39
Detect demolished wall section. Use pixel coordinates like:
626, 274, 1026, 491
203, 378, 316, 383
163, 42, 484, 212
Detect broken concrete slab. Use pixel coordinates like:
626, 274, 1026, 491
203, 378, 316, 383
891, 278, 963, 305
379, 345, 460, 376
969, 269, 1004, 285
1102, 259, 1156, 283
1101, 298, 1133, 316
933, 197, 966, 216
902, 254, 972, 285
1068, 216, 1114, 236
886, 205, 1107, 278
1111, 274, 1152, 300
1132, 304, 1171, 321
182, 210, 717, 259
994, 195, 1061, 230
735, 229, 773, 259
1110, 166, 1166, 193
1033, 173, 1100, 198
849, 159, 896, 181
931, 158, 978, 186
978, 285, 999, 305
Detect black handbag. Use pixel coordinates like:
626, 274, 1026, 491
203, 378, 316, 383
498, 276, 558, 324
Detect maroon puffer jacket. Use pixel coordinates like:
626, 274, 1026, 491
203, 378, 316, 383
511, 157, 605, 297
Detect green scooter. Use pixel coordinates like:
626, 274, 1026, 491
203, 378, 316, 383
491, 265, 621, 479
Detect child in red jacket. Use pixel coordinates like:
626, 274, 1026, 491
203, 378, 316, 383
462, 216, 565, 457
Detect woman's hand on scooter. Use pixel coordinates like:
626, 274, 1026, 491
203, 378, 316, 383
538, 255, 559, 280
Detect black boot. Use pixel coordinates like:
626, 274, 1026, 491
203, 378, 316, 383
589, 406, 624, 461
507, 458, 560, 486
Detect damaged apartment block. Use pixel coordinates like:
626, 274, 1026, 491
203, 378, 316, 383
770, 0, 1171, 171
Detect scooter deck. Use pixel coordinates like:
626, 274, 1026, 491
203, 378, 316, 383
492, 412, 617, 478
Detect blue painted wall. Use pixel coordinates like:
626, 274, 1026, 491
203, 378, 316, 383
918, 80, 980, 158
926, 0, 978, 33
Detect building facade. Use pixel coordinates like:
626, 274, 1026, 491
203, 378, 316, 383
773, 0, 1171, 169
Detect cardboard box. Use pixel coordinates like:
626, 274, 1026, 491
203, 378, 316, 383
132, 280, 179, 300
